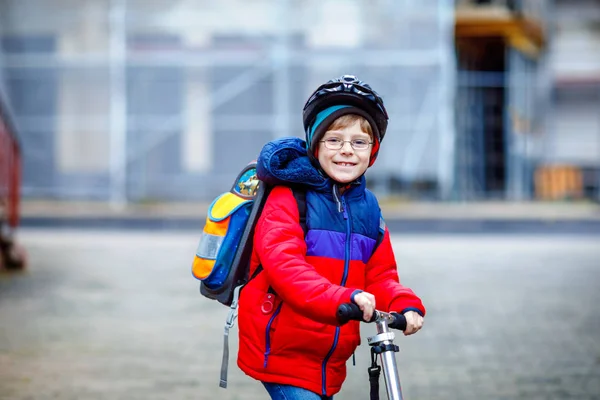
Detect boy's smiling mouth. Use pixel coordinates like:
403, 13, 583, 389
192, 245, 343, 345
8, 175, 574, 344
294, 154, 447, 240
334, 162, 356, 167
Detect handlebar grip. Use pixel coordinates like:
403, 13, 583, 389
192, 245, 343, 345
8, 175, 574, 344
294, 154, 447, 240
389, 312, 407, 331
336, 303, 376, 324
336, 303, 408, 331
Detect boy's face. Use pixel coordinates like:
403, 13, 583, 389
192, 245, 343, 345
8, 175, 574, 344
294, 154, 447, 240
317, 120, 372, 184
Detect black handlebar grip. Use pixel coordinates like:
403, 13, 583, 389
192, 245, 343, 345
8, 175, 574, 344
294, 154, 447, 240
336, 303, 363, 324
389, 312, 407, 331
336, 303, 379, 324
336, 304, 409, 331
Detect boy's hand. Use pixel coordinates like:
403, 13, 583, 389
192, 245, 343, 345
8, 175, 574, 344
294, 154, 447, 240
402, 311, 424, 335
352, 292, 376, 321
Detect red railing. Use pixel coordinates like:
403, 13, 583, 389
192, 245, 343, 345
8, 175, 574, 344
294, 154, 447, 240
0, 104, 21, 231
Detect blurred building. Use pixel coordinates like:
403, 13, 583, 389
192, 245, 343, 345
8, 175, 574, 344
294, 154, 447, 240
0, 0, 596, 203
549, 0, 600, 200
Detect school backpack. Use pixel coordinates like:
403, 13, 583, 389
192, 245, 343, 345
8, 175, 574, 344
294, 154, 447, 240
192, 161, 306, 306
191, 161, 306, 388
192, 161, 265, 306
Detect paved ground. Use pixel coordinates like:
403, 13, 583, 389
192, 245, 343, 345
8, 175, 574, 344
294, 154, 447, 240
1, 230, 599, 400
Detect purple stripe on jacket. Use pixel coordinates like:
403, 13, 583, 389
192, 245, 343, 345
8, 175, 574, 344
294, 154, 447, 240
305, 229, 376, 264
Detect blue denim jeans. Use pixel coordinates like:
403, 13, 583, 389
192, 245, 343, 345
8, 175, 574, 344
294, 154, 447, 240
262, 382, 333, 400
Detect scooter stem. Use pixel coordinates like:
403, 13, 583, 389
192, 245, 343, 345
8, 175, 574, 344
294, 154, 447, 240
369, 313, 404, 400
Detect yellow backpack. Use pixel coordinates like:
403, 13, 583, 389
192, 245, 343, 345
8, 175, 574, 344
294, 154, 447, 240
192, 161, 268, 306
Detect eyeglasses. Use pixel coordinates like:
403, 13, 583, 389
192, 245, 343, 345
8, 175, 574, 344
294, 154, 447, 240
320, 138, 373, 151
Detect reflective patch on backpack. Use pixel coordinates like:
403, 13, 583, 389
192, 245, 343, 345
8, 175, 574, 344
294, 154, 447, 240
196, 232, 224, 260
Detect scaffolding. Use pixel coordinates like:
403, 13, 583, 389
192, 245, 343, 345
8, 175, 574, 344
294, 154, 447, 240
0, 0, 456, 203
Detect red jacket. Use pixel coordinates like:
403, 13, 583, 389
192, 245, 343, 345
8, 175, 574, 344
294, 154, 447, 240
237, 186, 425, 396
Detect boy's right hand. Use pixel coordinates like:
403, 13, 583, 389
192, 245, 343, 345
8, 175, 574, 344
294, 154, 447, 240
352, 291, 376, 321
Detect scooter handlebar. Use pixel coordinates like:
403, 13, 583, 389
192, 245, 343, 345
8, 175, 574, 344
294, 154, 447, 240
337, 303, 375, 323
336, 303, 407, 331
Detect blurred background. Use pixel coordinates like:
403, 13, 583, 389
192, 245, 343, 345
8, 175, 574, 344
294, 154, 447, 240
1, 1, 599, 399
1, 0, 598, 206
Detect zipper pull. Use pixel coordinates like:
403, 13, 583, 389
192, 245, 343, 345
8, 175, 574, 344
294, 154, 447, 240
341, 197, 348, 220
333, 184, 348, 217
332, 185, 342, 213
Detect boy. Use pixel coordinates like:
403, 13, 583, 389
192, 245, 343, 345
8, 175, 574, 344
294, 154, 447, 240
237, 75, 425, 400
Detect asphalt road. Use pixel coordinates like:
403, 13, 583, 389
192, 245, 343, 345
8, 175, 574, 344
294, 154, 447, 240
1, 230, 599, 400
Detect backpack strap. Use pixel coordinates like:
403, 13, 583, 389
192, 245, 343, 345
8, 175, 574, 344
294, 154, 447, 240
219, 284, 242, 388
291, 187, 308, 237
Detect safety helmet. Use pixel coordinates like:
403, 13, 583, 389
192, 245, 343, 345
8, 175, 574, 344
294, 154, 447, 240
303, 75, 389, 166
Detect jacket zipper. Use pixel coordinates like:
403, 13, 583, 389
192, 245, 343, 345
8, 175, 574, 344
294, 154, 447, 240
321, 328, 340, 395
263, 302, 283, 368
321, 193, 352, 395
340, 196, 351, 286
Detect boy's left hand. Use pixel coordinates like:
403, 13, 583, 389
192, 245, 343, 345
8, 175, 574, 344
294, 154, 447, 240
402, 311, 424, 336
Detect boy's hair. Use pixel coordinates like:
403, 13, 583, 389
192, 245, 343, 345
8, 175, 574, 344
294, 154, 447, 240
326, 114, 373, 138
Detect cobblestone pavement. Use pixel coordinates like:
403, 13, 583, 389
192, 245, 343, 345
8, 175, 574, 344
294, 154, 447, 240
1, 230, 599, 400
